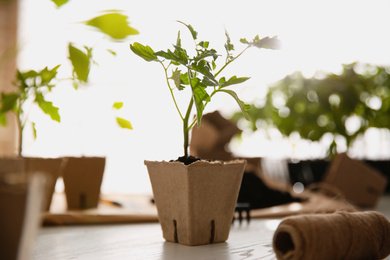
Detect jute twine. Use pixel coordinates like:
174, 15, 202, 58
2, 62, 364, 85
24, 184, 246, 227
273, 211, 390, 260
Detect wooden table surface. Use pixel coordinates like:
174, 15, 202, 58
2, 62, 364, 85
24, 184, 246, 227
31, 195, 390, 260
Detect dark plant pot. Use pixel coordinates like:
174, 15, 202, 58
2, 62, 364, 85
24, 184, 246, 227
0, 172, 47, 260
364, 160, 390, 193
145, 159, 246, 246
287, 158, 390, 194
0, 157, 66, 211
62, 156, 105, 210
287, 159, 330, 186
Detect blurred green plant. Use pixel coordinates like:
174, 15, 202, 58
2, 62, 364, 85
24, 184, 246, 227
232, 62, 390, 158
0, 1, 137, 155
130, 21, 280, 158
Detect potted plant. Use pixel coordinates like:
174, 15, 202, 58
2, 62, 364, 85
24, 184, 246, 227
0, 66, 67, 211
0, 0, 136, 210
232, 62, 390, 189
57, 6, 137, 210
130, 21, 280, 245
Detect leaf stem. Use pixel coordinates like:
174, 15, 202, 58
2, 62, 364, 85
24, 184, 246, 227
182, 68, 196, 157
160, 61, 183, 120
16, 100, 23, 156
188, 87, 219, 130
183, 97, 194, 158
214, 46, 249, 78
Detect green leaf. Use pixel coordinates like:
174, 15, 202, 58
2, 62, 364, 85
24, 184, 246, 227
191, 77, 210, 125
20, 70, 39, 80
35, 93, 60, 122
240, 38, 249, 44
0, 92, 19, 113
107, 49, 117, 56
177, 21, 198, 40
176, 31, 182, 47
224, 30, 235, 53
130, 43, 157, 62
191, 60, 214, 79
85, 12, 139, 40
116, 117, 133, 130
180, 72, 189, 85
155, 49, 187, 65
212, 60, 216, 70
169, 68, 184, 90
40, 65, 61, 86
219, 89, 250, 120
245, 36, 281, 50
51, 0, 69, 8
199, 41, 209, 48
0, 113, 6, 126
32, 122, 37, 139
173, 45, 189, 65
193, 49, 218, 62
113, 102, 123, 110
202, 76, 219, 86
219, 76, 250, 88
155, 50, 176, 61
68, 43, 92, 82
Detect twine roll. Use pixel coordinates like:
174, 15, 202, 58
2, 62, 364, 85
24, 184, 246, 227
273, 211, 390, 260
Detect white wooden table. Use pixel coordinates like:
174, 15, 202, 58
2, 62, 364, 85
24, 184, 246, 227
31, 195, 390, 260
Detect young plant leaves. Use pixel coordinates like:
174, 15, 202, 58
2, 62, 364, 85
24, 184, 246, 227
116, 117, 133, 130
130, 43, 157, 62
170, 68, 184, 90
0, 92, 19, 113
241, 35, 281, 50
32, 122, 37, 139
177, 21, 198, 40
191, 77, 210, 125
35, 92, 61, 122
85, 12, 139, 40
69, 43, 92, 83
113, 102, 123, 110
0, 113, 6, 126
51, 0, 69, 8
113, 102, 133, 130
129, 21, 278, 157
219, 76, 250, 88
219, 89, 250, 120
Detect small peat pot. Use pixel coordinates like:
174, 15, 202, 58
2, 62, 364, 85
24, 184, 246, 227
24, 157, 66, 211
62, 156, 105, 210
145, 159, 246, 246
0, 171, 48, 260
0, 157, 66, 211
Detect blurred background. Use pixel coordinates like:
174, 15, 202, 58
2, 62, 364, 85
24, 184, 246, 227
2, 0, 390, 194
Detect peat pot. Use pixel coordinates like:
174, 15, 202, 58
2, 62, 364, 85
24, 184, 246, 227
145, 159, 246, 246
0, 171, 48, 260
0, 157, 66, 211
62, 156, 106, 210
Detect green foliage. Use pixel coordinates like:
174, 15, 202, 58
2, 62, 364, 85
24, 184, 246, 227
113, 102, 133, 130
130, 21, 280, 157
116, 117, 133, 130
0, 4, 137, 155
50, 0, 69, 8
112, 102, 123, 110
68, 43, 92, 84
85, 12, 139, 40
0, 65, 61, 154
233, 62, 390, 158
